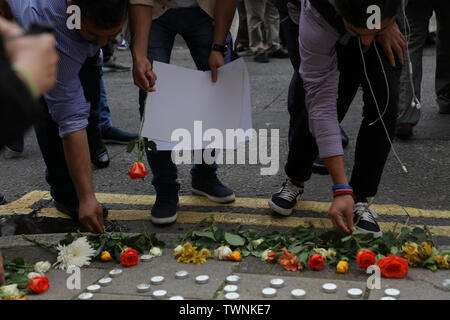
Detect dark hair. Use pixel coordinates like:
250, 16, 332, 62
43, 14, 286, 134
335, 0, 401, 28
72, 0, 129, 30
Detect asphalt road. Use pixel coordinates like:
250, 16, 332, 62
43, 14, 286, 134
0, 37, 449, 242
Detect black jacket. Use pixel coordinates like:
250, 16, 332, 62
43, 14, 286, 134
0, 37, 41, 147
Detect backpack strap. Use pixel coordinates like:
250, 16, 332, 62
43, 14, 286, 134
308, 0, 347, 36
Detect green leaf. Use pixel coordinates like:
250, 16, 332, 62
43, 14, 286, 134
146, 140, 158, 152
214, 229, 225, 242
341, 235, 352, 242
127, 139, 137, 153
390, 246, 399, 255
12, 258, 25, 266
59, 233, 75, 246
196, 238, 217, 249
193, 231, 216, 241
224, 232, 245, 247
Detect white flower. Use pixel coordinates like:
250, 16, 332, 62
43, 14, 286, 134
251, 239, 264, 249
54, 237, 95, 270
27, 272, 43, 280
173, 245, 183, 255
150, 247, 162, 257
313, 248, 329, 259
0, 284, 19, 298
34, 261, 51, 273
261, 249, 270, 261
327, 248, 337, 259
214, 246, 232, 260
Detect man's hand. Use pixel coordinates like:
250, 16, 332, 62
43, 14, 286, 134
132, 57, 157, 92
78, 197, 105, 234
209, 50, 225, 83
328, 195, 355, 234
376, 21, 406, 67
0, 17, 58, 97
0, 249, 5, 286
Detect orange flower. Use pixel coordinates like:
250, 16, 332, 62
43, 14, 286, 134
377, 255, 409, 279
277, 247, 302, 272
356, 249, 376, 270
267, 250, 278, 263
128, 162, 149, 179
229, 251, 241, 261
336, 261, 349, 274
100, 251, 112, 262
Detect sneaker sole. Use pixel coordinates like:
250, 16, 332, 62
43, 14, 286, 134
151, 213, 178, 225
268, 199, 293, 216
191, 188, 236, 204
355, 226, 383, 238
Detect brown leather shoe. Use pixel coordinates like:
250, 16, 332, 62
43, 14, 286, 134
395, 123, 413, 139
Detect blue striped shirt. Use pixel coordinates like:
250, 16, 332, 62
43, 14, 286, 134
8, 0, 99, 137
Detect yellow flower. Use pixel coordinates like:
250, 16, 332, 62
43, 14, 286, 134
100, 251, 112, 262
434, 255, 449, 269
198, 248, 212, 259
229, 251, 241, 262
402, 242, 421, 266
419, 242, 434, 257
193, 255, 207, 265
336, 261, 349, 274
402, 242, 419, 256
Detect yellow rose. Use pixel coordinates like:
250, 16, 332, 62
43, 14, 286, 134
198, 248, 212, 259
336, 261, 349, 274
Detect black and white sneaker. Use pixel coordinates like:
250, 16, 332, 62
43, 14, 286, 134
353, 202, 383, 238
269, 179, 304, 216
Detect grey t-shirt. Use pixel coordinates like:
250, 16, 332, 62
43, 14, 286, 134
173, 0, 198, 8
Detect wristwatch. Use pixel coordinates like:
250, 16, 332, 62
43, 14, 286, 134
211, 43, 228, 56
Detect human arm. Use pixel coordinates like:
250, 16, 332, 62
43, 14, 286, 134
129, 2, 156, 91
209, 0, 238, 82
298, 2, 354, 233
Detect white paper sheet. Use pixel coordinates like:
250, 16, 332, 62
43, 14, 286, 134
142, 59, 252, 151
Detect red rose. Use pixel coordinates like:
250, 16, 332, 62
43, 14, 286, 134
120, 248, 139, 267
28, 276, 49, 294
377, 255, 409, 279
356, 249, 376, 270
308, 254, 324, 271
128, 162, 149, 179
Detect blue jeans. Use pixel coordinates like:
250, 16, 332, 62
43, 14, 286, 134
34, 51, 103, 205
138, 7, 231, 189
90, 50, 113, 131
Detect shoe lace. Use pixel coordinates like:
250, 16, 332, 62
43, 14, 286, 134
354, 202, 378, 224
278, 180, 303, 202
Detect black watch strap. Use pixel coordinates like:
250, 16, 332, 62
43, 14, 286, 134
211, 43, 228, 56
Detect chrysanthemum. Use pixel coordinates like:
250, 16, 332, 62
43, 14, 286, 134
54, 237, 95, 270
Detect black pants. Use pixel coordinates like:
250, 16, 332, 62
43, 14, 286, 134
284, 37, 402, 198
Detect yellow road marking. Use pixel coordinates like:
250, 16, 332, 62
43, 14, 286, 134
38, 208, 450, 238
1, 190, 450, 220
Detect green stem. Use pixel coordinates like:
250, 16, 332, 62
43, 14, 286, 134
21, 234, 57, 251
137, 91, 148, 163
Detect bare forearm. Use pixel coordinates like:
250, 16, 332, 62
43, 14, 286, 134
213, 0, 238, 45
130, 5, 153, 61
62, 129, 95, 202
324, 155, 349, 186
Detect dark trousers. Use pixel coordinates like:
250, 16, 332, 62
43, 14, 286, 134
34, 52, 102, 205
138, 7, 232, 190
285, 37, 402, 198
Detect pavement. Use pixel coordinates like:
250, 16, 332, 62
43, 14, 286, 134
0, 36, 449, 301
